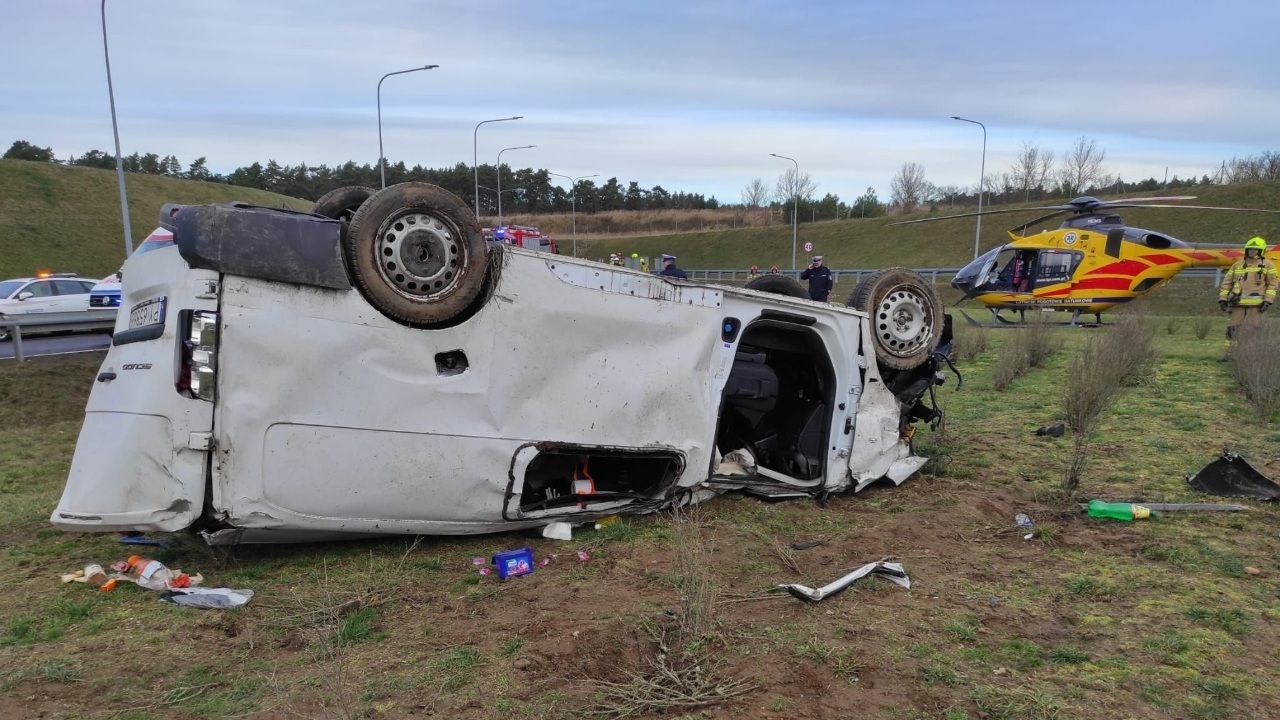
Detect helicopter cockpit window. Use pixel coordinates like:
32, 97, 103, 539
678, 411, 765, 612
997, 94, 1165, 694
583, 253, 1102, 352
991, 249, 1038, 292
1035, 250, 1082, 286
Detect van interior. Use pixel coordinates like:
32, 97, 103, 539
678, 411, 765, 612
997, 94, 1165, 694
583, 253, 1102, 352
518, 446, 683, 514
715, 321, 836, 481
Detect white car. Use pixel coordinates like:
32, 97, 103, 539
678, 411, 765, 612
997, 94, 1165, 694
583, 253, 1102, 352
51, 184, 954, 544
0, 274, 99, 339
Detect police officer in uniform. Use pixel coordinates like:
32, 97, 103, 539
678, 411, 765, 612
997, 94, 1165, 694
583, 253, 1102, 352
659, 254, 688, 279
800, 255, 834, 302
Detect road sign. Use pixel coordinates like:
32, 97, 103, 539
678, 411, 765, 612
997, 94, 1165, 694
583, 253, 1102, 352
803, 242, 813, 253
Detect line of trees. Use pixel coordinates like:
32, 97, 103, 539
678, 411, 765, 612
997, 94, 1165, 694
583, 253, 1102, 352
7, 138, 1279, 221
884, 137, 1279, 215
1, 140, 720, 214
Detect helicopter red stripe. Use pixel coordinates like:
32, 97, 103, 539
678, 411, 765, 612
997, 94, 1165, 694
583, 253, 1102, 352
1141, 253, 1182, 265
1037, 288, 1071, 297
1073, 277, 1132, 291
1186, 251, 1220, 261
1086, 259, 1148, 277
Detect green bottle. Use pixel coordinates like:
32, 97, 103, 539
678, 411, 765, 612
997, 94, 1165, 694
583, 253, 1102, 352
1086, 500, 1152, 521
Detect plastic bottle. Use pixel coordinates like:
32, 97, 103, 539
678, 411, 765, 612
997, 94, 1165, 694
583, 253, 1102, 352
1086, 500, 1152, 521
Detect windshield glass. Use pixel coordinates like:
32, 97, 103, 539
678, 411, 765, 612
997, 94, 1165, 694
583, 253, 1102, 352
0, 280, 26, 299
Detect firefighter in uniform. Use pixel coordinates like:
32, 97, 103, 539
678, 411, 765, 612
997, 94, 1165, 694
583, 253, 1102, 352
1218, 236, 1276, 341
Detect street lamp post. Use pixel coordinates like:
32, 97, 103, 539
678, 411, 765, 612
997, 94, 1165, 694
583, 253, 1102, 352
473, 117, 523, 217
100, 0, 132, 257
377, 64, 438, 189
951, 116, 987, 259
770, 153, 799, 270
548, 172, 598, 257
496, 145, 534, 226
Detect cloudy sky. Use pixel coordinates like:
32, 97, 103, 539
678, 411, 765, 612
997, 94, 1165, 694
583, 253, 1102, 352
2, 0, 1277, 201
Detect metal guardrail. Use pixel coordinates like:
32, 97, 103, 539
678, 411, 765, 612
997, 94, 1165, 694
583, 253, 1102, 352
0, 310, 117, 362
684, 267, 1224, 284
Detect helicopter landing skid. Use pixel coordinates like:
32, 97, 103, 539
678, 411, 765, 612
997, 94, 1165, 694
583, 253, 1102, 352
957, 308, 1107, 329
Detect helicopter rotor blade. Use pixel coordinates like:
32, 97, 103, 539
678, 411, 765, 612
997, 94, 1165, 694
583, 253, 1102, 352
890, 205, 1072, 226
1094, 196, 1198, 205
1105, 204, 1280, 213
1010, 210, 1071, 235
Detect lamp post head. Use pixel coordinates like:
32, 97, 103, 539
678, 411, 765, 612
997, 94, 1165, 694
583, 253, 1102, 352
511, 116, 524, 120
424, 64, 439, 70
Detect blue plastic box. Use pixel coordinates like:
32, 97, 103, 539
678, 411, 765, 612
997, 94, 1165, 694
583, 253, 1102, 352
492, 547, 535, 580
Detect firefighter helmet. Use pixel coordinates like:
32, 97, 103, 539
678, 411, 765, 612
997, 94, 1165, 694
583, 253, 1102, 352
1244, 236, 1267, 252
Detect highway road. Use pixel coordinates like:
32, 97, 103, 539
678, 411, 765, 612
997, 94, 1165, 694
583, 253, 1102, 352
0, 332, 112, 361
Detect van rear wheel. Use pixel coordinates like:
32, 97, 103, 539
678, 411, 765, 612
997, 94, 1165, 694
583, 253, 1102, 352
312, 186, 374, 222
745, 274, 808, 299
847, 267, 942, 370
344, 182, 488, 327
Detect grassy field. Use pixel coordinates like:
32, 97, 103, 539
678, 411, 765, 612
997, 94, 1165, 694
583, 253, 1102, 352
1, 309, 1278, 719
575, 181, 1280, 270
0, 160, 310, 281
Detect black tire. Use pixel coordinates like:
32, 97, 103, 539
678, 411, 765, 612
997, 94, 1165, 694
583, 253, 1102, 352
847, 267, 942, 370
312, 186, 375, 222
344, 182, 488, 327
745, 274, 808, 299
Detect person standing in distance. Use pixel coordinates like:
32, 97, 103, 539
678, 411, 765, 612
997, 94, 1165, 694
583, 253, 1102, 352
1218, 236, 1276, 342
659, 254, 687, 279
800, 255, 834, 302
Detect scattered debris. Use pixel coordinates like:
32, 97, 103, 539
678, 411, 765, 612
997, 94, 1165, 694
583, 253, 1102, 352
1080, 501, 1249, 515
1014, 513, 1035, 540
117, 531, 171, 547
160, 587, 253, 609
542, 522, 574, 541
594, 515, 621, 531
1245, 566, 1262, 576
1186, 450, 1280, 501
1035, 422, 1066, 437
778, 560, 911, 603
493, 547, 536, 580
788, 540, 826, 551
61, 563, 107, 586
1085, 500, 1151, 521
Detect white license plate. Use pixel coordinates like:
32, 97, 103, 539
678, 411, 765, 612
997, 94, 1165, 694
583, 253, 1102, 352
128, 297, 166, 329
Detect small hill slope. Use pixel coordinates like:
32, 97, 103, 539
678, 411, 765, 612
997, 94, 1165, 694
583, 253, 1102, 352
0, 160, 310, 279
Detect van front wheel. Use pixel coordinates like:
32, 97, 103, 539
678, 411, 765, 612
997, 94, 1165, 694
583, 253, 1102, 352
344, 182, 488, 327
847, 267, 942, 370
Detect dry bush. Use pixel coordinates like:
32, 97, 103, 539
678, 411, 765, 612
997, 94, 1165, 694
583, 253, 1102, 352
1193, 315, 1214, 340
993, 320, 1061, 391
1227, 322, 1280, 420
1024, 318, 1063, 368
1061, 313, 1157, 493
955, 325, 990, 362
1164, 316, 1179, 335
588, 506, 752, 718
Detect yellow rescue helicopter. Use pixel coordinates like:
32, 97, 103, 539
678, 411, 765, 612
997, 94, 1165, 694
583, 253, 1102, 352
895, 196, 1280, 324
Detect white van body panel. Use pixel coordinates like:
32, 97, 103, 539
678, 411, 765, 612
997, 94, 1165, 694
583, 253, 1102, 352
51, 245, 218, 532
53, 227, 930, 542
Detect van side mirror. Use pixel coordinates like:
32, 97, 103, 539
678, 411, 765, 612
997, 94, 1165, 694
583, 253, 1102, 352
17, 291, 33, 301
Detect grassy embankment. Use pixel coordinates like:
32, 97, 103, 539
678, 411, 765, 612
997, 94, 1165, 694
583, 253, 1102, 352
1, 310, 1278, 719
0, 159, 309, 280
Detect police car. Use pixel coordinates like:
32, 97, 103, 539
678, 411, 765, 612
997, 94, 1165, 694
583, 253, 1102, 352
90, 272, 123, 308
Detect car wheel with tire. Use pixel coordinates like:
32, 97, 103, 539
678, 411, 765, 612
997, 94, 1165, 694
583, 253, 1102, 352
745, 274, 808, 299
847, 267, 942, 370
343, 182, 488, 327
312, 186, 375, 222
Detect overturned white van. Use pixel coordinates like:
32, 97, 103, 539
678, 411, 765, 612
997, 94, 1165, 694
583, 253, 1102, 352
51, 183, 955, 544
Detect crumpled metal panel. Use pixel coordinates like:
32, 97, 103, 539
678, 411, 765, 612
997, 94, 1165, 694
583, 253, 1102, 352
212, 249, 722, 535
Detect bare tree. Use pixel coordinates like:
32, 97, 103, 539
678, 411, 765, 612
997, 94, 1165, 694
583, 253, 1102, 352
1058, 136, 1106, 196
890, 162, 930, 213
740, 178, 768, 208
774, 167, 817, 205
1009, 142, 1056, 202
